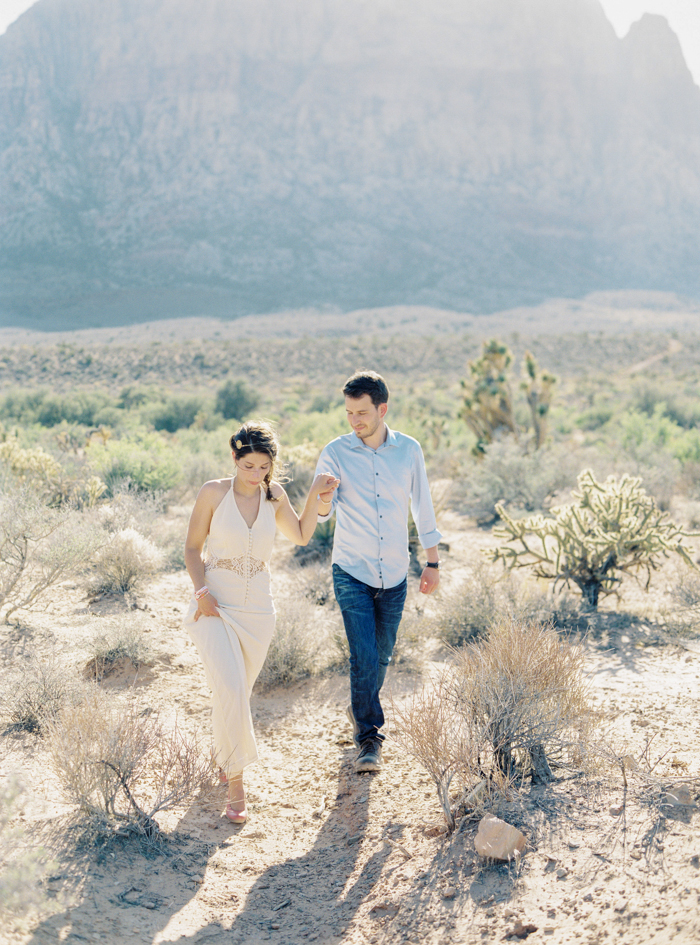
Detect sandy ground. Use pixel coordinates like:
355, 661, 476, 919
2, 516, 700, 945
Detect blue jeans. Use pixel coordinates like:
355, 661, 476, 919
332, 564, 408, 744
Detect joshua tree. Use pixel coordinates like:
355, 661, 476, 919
460, 340, 555, 455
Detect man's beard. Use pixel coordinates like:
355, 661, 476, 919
356, 416, 381, 440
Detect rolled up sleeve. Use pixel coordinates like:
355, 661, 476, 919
410, 444, 442, 549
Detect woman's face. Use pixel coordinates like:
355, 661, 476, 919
234, 450, 272, 487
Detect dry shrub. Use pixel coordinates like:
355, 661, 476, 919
0, 772, 56, 927
660, 565, 700, 637
45, 691, 211, 839
88, 527, 163, 596
391, 669, 481, 830
0, 490, 105, 622
2, 656, 84, 734
84, 616, 154, 680
435, 563, 580, 647
452, 618, 592, 783
389, 602, 429, 673
255, 598, 317, 689
292, 561, 335, 607
392, 618, 593, 830
97, 484, 164, 535
256, 595, 344, 689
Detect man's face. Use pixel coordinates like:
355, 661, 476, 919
345, 394, 387, 440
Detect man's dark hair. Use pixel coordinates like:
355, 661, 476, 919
342, 371, 389, 406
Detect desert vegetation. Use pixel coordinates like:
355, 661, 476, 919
1, 326, 699, 943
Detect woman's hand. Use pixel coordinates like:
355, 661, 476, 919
313, 472, 339, 504
194, 591, 220, 621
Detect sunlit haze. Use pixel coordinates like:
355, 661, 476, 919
1, 0, 699, 87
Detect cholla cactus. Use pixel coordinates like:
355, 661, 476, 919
460, 341, 555, 455
492, 470, 697, 608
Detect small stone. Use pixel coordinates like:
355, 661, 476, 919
270, 923, 280, 930
609, 804, 624, 816
144, 901, 157, 910
474, 814, 526, 860
443, 885, 457, 899
630, 850, 642, 860
690, 855, 700, 868
613, 897, 627, 913
504, 919, 538, 940
555, 867, 568, 880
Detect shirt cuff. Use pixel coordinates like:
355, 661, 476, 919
317, 509, 334, 522
418, 528, 442, 549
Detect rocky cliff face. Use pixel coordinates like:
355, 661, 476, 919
1, 0, 700, 326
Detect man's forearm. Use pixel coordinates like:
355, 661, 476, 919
424, 545, 439, 564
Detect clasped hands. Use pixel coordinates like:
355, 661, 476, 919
313, 472, 339, 505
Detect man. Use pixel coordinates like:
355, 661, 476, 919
315, 371, 441, 773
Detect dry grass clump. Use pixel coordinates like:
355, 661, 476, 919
435, 563, 580, 647
84, 617, 154, 680
87, 527, 163, 596
392, 618, 594, 830
0, 772, 56, 927
2, 656, 85, 735
45, 691, 212, 840
452, 439, 577, 523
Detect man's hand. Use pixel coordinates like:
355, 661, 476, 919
419, 566, 440, 595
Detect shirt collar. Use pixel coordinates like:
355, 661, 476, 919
349, 424, 397, 450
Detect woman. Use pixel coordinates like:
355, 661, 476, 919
184, 421, 338, 823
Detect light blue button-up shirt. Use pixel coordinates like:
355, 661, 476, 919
315, 425, 442, 589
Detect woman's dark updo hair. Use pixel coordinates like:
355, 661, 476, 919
230, 421, 281, 501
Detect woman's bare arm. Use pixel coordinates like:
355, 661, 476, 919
184, 480, 228, 618
273, 473, 339, 546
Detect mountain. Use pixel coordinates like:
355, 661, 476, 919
1, 0, 700, 328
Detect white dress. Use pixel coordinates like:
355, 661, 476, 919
184, 481, 277, 776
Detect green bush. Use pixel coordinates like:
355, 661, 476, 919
151, 395, 207, 433
88, 435, 181, 494
36, 391, 114, 427
215, 379, 259, 421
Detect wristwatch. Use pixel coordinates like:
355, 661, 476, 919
426, 561, 440, 569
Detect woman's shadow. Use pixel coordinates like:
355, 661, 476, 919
162, 743, 395, 944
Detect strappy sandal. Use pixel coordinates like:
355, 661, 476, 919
225, 800, 247, 824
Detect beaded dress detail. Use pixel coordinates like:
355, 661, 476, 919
184, 480, 277, 776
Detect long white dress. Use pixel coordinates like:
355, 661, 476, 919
184, 481, 277, 777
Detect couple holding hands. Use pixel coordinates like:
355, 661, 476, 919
184, 371, 441, 823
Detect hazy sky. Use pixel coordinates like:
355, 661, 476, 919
0, 0, 698, 84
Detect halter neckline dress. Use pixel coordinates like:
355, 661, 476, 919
184, 479, 277, 777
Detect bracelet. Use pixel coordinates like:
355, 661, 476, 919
425, 562, 440, 570
194, 586, 209, 600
